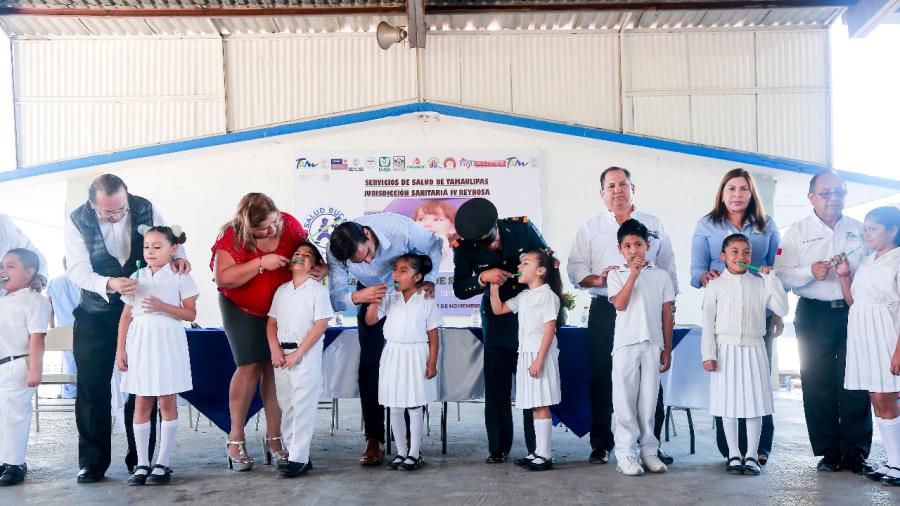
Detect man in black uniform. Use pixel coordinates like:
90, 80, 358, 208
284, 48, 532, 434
453, 198, 546, 464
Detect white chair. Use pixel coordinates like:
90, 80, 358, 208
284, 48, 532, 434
34, 326, 77, 432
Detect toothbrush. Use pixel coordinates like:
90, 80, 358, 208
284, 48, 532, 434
291, 258, 304, 264
736, 261, 762, 272
135, 260, 142, 279
832, 246, 863, 266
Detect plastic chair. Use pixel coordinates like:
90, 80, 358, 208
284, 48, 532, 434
34, 326, 77, 432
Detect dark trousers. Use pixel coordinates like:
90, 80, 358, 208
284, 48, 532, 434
484, 345, 536, 456
794, 297, 872, 459
73, 307, 157, 473
714, 321, 776, 458
357, 302, 386, 443
589, 297, 666, 452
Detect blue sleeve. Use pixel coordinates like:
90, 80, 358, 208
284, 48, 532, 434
764, 217, 780, 268
326, 249, 354, 312
689, 218, 712, 289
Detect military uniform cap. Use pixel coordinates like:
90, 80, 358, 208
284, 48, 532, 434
455, 198, 499, 241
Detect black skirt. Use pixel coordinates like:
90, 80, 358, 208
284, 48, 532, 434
219, 294, 271, 366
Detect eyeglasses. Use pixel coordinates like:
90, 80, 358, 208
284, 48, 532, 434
95, 206, 129, 219
815, 189, 847, 200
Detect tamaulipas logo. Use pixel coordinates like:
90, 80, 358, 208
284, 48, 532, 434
506, 157, 529, 169
295, 158, 319, 169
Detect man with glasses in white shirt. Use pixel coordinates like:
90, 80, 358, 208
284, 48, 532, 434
775, 170, 873, 474
64, 174, 189, 484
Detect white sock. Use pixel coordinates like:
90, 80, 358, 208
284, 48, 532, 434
744, 417, 762, 461
722, 417, 741, 460
534, 418, 552, 460
390, 408, 408, 458
133, 421, 151, 470
153, 419, 178, 471
408, 407, 424, 459
873, 417, 890, 474
881, 416, 900, 478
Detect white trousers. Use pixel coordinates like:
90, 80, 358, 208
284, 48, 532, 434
0, 359, 34, 465
274, 343, 323, 464
612, 341, 661, 459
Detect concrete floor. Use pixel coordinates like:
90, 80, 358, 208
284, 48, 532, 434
3, 392, 900, 506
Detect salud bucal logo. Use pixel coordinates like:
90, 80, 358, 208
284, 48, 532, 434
295, 157, 319, 169
304, 206, 347, 252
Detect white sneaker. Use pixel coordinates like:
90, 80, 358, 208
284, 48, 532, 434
642, 454, 668, 473
616, 455, 645, 476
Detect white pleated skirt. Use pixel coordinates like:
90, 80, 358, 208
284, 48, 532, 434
120, 315, 193, 397
515, 349, 561, 410
378, 341, 436, 408
709, 343, 773, 418
845, 302, 900, 393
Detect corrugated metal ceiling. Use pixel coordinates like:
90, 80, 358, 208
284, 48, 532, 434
0, 8, 843, 36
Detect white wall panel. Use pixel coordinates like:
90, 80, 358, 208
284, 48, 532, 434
458, 36, 513, 112
623, 33, 689, 91
757, 92, 828, 164
224, 36, 416, 131
424, 36, 461, 105
756, 30, 828, 88
688, 32, 755, 88
631, 96, 691, 142
13, 38, 226, 167
509, 34, 620, 130
691, 94, 757, 152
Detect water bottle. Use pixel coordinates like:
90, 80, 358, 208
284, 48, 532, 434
334, 312, 344, 327
580, 305, 590, 327
470, 310, 482, 328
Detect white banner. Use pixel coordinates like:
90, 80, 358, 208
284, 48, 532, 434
294, 151, 541, 315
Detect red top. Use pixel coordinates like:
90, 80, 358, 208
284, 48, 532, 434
210, 212, 308, 317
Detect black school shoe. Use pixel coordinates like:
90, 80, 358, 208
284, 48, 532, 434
485, 453, 507, 464
76, 467, 104, 484
0, 463, 26, 486
400, 456, 425, 471
528, 456, 554, 471
127, 466, 152, 486
726, 457, 743, 475
842, 454, 873, 474
589, 449, 610, 465
278, 461, 312, 478
145, 465, 173, 486
816, 455, 842, 472
514, 455, 535, 467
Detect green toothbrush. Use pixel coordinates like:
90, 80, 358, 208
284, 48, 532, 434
135, 260, 142, 279
736, 261, 761, 272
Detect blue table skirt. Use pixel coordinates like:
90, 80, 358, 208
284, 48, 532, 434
184, 326, 689, 437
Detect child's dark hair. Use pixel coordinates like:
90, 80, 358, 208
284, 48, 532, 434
527, 248, 566, 329
721, 233, 751, 252
296, 241, 325, 266
616, 218, 658, 246
395, 253, 433, 285
6, 248, 46, 290
865, 206, 900, 247
147, 226, 187, 245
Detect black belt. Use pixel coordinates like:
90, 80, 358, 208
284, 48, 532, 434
800, 297, 847, 309
280, 342, 298, 350
0, 354, 28, 366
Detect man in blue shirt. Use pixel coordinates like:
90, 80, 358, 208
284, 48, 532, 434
46, 259, 81, 398
327, 212, 442, 466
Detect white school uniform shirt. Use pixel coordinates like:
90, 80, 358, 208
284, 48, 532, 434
566, 208, 679, 297
0, 289, 51, 358
701, 270, 789, 361
378, 290, 443, 344
121, 264, 199, 318
63, 206, 185, 303
268, 278, 334, 344
607, 265, 676, 352
774, 213, 865, 301
505, 284, 561, 353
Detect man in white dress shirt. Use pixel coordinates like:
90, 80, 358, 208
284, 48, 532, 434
0, 214, 47, 293
64, 174, 190, 483
567, 167, 678, 465
774, 170, 872, 473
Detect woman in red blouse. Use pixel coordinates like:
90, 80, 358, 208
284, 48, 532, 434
211, 193, 323, 471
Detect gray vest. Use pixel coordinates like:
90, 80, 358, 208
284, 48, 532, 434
70, 194, 153, 315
